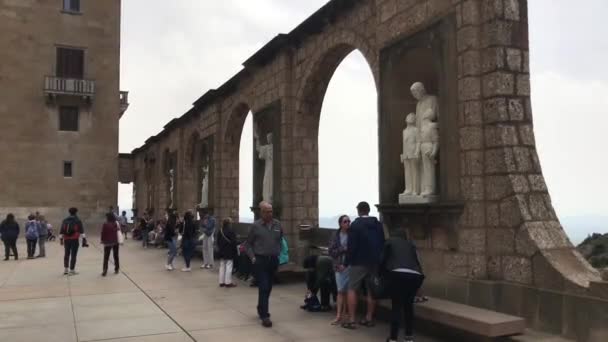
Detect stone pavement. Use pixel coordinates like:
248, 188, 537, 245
0, 236, 441, 342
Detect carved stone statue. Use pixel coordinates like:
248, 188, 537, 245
168, 168, 175, 208
255, 131, 273, 204
199, 164, 209, 208
399, 113, 420, 197
399, 82, 439, 204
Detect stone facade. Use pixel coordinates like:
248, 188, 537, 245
124, 1, 608, 340
0, 0, 123, 228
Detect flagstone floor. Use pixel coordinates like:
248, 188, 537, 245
0, 235, 440, 341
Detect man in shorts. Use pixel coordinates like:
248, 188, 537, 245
342, 201, 385, 329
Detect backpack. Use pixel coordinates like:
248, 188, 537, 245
25, 222, 38, 239
279, 237, 289, 265
63, 220, 78, 236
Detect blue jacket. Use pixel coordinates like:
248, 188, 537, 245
344, 216, 385, 267
201, 216, 216, 237
25, 220, 39, 240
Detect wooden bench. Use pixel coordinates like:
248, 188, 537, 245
408, 297, 526, 338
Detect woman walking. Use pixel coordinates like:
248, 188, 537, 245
0, 213, 19, 260
328, 215, 350, 325
37, 215, 49, 258
382, 229, 425, 342
180, 211, 196, 272
25, 214, 39, 259
100, 212, 121, 276
217, 218, 238, 287
164, 213, 178, 271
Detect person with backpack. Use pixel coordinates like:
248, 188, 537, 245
25, 214, 39, 259
100, 212, 121, 276
36, 215, 49, 258
217, 217, 238, 287
0, 213, 20, 260
180, 211, 197, 272
60, 207, 86, 275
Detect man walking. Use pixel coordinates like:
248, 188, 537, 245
200, 211, 216, 269
118, 210, 128, 240
60, 207, 86, 275
342, 201, 385, 329
246, 201, 283, 328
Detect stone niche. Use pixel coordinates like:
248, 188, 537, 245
378, 15, 462, 238
163, 150, 178, 211
251, 100, 282, 219
196, 136, 214, 212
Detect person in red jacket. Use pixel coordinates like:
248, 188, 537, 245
100, 212, 121, 276
60, 207, 86, 275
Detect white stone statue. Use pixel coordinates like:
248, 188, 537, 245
399, 82, 439, 204
399, 113, 420, 197
255, 131, 273, 204
199, 164, 209, 208
168, 168, 175, 208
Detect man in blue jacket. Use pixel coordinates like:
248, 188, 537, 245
343, 201, 385, 329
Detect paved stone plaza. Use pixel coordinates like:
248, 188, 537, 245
0, 237, 440, 342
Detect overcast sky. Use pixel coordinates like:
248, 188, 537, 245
119, 1, 608, 228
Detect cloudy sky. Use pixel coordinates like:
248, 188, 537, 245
118, 1, 608, 233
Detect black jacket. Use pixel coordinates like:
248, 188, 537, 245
164, 222, 176, 241
217, 226, 237, 260
181, 220, 196, 241
345, 216, 385, 267
0, 221, 20, 240
382, 237, 423, 275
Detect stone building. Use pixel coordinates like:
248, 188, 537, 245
119, 0, 607, 340
0, 0, 127, 227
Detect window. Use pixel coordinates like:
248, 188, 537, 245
63, 161, 73, 178
63, 0, 80, 13
59, 106, 79, 131
56, 47, 84, 79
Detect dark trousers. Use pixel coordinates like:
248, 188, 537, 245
182, 239, 195, 268
306, 272, 337, 307
64, 239, 79, 270
103, 245, 120, 272
2, 238, 18, 259
253, 255, 279, 319
26, 239, 38, 258
388, 272, 425, 340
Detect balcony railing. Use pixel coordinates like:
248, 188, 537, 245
44, 76, 95, 99
119, 91, 129, 118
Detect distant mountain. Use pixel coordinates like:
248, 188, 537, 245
560, 215, 608, 245
577, 233, 608, 269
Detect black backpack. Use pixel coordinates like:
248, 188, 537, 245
62, 220, 78, 236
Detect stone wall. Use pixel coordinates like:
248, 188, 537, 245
126, 1, 607, 339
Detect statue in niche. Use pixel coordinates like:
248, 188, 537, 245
199, 162, 209, 208
254, 129, 273, 204
399, 113, 420, 197
168, 168, 175, 208
399, 82, 439, 204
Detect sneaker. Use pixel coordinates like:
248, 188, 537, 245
181, 268, 191, 272
114, 269, 120, 274
102, 271, 107, 277
219, 283, 226, 287
225, 283, 237, 288
165, 264, 174, 271
200, 264, 207, 269
261, 318, 273, 328
69, 270, 78, 275
63, 268, 69, 275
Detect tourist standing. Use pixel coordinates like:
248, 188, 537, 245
343, 201, 385, 329
246, 201, 283, 328
118, 211, 128, 240
0, 213, 19, 260
60, 207, 86, 275
164, 213, 178, 271
25, 214, 39, 259
100, 212, 120, 276
383, 230, 425, 342
328, 214, 350, 324
181, 211, 196, 272
217, 218, 238, 287
200, 212, 216, 269
37, 215, 49, 258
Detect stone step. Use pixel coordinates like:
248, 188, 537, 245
507, 329, 575, 342
414, 297, 525, 338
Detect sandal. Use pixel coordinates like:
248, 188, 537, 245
331, 318, 342, 325
341, 321, 357, 330
359, 319, 375, 327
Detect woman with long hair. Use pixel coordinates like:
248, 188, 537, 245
100, 212, 121, 276
328, 214, 350, 325
217, 218, 238, 287
164, 213, 178, 271
180, 211, 196, 272
0, 213, 19, 260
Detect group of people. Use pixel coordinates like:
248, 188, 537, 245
0, 212, 52, 260
302, 201, 425, 342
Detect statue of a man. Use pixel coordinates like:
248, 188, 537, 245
411, 82, 439, 198
199, 164, 209, 208
400, 113, 420, 196
255, 131, 273, 204
168, 169, 175, 208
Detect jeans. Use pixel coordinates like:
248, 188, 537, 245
388, 272, 425, 340
142, 230, 149, 247
26, 238, 38, 258
38, 235, 47, 257
253, 255, 279, 319
219, 259, 234, 284
202, 235, 214, 266
166, 238, 177, 266
2, 238, 18, 259
63, 239, 79, 270
103, 245, 120, 272
182, 239, 195, 268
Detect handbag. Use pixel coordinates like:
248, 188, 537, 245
368, 270, 390, 300
116, 222, 124, 245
